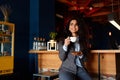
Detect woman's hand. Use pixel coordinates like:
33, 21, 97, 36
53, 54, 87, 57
64, 37, 70, 46
71, 51, 83, 56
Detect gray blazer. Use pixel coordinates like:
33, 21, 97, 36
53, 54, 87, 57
58, 40, 89, 74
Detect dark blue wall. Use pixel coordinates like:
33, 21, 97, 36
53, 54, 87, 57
39, 0, 55, 40
9, 0, 30, 80
29, 0, 55, 80
29, 0, 39, 79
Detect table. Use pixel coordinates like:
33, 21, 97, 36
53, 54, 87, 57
91, 50, 120, 80
33, 71, 58, 80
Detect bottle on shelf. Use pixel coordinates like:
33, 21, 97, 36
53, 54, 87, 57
42, 38, 47, 48
37, 37, 41, 50
33, 37, 37, 50
32, 37, 47, 50
0, 52, 2, 56
40, 37, 43, 47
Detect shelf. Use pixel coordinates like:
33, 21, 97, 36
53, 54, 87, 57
0, 21, 15, 75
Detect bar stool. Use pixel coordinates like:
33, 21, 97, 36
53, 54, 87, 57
33, 71, 59, 80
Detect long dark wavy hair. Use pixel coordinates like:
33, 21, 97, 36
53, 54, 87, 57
60, 16, 89, 50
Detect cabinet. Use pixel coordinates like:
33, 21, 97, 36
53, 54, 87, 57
0, 21, 15, 75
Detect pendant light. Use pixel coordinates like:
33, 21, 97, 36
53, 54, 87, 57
108, 0, 120, 30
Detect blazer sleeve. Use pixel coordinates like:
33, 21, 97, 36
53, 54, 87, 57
58, 41, 68, 61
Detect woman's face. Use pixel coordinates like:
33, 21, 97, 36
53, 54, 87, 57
69, 19, 79, 35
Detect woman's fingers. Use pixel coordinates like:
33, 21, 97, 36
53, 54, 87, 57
64, 36, 70, 46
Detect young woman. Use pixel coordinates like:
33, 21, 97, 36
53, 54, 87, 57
58, 17, 92, 80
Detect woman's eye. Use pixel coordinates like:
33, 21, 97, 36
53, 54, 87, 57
70, 23, 73, 26
75, 23, 78, 26
75, 24, 78, 26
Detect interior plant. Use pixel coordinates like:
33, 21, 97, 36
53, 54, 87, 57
49, 32, 57, 40
0, 4, 12, 22
49, 32, 57, 47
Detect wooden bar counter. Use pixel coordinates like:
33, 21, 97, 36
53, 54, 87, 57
89, 49, 120, 78
29, 49, 120, 78
91, 49, 120, 53
29, 50, 61, 70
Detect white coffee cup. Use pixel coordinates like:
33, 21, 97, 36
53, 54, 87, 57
70, 37, 77, 42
